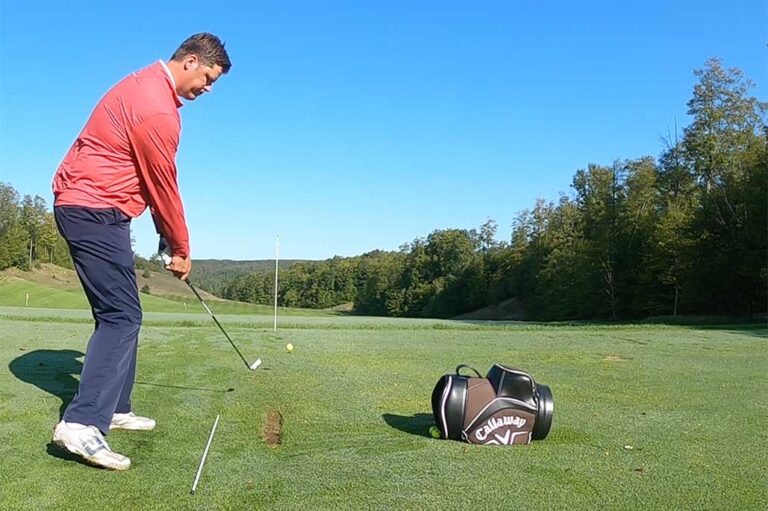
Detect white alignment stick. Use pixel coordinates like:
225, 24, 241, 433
191, 413, 221, 495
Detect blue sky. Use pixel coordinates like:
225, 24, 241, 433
1, 1, 765, 260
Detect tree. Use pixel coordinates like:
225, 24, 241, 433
38, 214, 61, 264
681, 58, 767, 314
535, 196, 592, 319
476, 218, 499, 252
354, 251, 405, 316
684, 58, 765, 193
643, 142, 698, 315
572, 163, 624, 318
18, 195, 48, 269
0, 183, 25, 269
505, 200, 557, 317
619, 157, 661, 315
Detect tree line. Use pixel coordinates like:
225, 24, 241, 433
190, 259, 304, 296
222, 59, 767, 320
0, 186, 71, 271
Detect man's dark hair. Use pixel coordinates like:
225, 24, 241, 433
171, 33, 231, 73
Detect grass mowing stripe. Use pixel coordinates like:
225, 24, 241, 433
3, 310, 765, 334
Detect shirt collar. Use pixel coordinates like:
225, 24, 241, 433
159, 59, 175, 88
159, 60, 183, 108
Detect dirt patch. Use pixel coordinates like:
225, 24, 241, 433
263, 410, 283, 447
453, 297, 528, 321
603, 354, 631, 362
328, 302, 355, 314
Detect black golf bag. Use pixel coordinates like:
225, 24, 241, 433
430, 364, 553, 445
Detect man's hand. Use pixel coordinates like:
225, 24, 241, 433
164, 255, 191, 281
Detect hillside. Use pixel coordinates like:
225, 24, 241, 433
191, 259, 307, 294
1, 264, 219, 301
0, 264, 335, 316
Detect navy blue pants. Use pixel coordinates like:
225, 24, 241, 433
54, 206, 142, 435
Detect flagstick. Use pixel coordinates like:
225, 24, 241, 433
273, 235, 279, 333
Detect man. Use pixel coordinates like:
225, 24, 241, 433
50, 33, 231, 470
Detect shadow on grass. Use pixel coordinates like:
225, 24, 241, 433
454, 316, 767, 337
45, 442, 106, 469
382, 412, 434, 438
8, 349, 83, 420
135, 381, 236, 393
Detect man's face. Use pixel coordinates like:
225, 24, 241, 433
176, 54, 224, 101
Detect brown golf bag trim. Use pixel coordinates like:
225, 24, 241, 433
462, 396, 536, 443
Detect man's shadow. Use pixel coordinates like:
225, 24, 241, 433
8, 349, 95, 465
9, 349, 83, 420
381, 412, 435, 438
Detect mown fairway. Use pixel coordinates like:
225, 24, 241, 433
1, 304, 765, 510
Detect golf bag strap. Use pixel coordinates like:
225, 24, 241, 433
455, 364, 482, 378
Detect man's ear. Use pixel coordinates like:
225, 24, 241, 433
183, 54, 199, 70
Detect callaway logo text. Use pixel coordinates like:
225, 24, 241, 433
474, 415, 527, 442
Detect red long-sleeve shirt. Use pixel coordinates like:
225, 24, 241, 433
53, 61, 190, 258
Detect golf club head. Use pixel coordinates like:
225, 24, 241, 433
250, 358, 263, 371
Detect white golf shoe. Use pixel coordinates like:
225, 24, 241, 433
110, 412, 156, 431
52, 421, 131, 471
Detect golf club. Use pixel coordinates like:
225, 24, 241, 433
160, 251, 262, 371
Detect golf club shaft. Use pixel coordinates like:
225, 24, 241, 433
186, 280, 252, 370
191, 413, 220, 495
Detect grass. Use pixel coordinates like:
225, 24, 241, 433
0, 277, 334, 316
0, 298, 766, 510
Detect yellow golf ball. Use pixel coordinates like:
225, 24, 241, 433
286, 343, 294, 352
429, 426, 441, 439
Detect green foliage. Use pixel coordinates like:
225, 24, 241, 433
0, 184, 71, 271
134, 253, 163, 273
678, 58, 768, 315
193, 259, 303, 295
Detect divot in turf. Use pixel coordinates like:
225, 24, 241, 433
263, 410, 283, 447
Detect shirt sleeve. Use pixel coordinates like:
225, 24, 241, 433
131, 113, 190, 258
